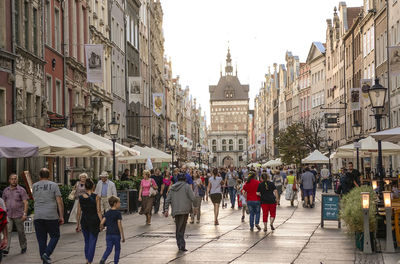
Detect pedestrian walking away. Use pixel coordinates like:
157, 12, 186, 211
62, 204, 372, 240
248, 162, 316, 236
208, 168, 223, 225
300, 167, 315, 208
76, 178, 103, 264
191, 171, 205, 224
243, 172, 261, 231
272, 170, 283, 205
94, 171, 117, 214
138, 170, 158, 225
32, 168, 64, 264
320, 165, 330, 193
2, 173, 28, 255
237, 179, 248, 222
151, 168, 164, 214
164, 173, 195, 252
68, 173, 87, 223
99, 196, 125, 264
257, 173, 279, 232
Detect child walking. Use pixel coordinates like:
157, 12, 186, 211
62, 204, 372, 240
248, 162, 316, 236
99, 196, 125, 264
237, 179, 248, 222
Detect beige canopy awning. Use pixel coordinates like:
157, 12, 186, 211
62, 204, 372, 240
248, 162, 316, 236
336, 136, 400, 157
51, 128, 119, 157
302, 150, 329, 164
118, 146, 171, 164
85, 132, 139, 157
0, 122, 91, 156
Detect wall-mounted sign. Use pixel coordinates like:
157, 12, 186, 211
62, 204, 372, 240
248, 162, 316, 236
49, 118, 67, 129
350, 88, 361, 111
324, 113, 339, 128
85, 44, 104, 83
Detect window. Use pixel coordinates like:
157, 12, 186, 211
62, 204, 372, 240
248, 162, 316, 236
54, 8, 60, 51
229, 139, 233, 151
75, 92, 79, 107
239, 139, 243, 151
24, 1, 29, 50
45, 0, 51, 45
33, 8, 37, 54
46, 76, 52, 110
55, 80, 62, 114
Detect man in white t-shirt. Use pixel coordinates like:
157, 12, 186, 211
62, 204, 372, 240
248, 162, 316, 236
320, 165, 330, 193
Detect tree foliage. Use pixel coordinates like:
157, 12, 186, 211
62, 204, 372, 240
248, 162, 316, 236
299, 118, 326, 151
274, 123, 308, 166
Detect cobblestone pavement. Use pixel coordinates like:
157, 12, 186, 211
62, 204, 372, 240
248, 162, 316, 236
4, 191, 400, 264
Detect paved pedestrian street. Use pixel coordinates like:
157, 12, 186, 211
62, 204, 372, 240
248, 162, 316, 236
4, 192, 400, 264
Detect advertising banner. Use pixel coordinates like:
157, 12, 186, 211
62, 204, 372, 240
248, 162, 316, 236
170, 122, 178, 141
129, 76, 141, 104
85, 44, 104, 83
389, 46, 400, 76
350, 88, 361, 111
153, 93, 164, 116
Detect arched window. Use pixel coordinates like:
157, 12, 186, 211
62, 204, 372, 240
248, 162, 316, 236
212, 139, 217, 152
222, 139, 227, 151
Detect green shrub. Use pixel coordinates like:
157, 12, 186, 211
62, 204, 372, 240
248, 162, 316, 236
340, 185, 377, 234
114, 180, 135, 190
59, 185, 74, 212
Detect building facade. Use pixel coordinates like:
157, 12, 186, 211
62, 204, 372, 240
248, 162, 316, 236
208, 49, 249, 167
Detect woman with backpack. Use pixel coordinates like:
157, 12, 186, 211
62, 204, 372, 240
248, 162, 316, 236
191, 171, 205, 224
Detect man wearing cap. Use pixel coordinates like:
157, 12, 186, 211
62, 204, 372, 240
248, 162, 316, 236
95, 171, 117, 213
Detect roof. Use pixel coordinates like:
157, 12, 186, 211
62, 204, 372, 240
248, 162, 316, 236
313, 42, 326, 54
209, 75, 249, 101
347, 7, 362, 29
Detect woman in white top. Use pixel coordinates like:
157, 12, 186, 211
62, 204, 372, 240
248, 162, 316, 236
207, 168, 223, 225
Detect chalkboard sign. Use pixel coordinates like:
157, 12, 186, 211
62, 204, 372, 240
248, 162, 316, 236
321, 194, 341, 228
117, 190, 129, 212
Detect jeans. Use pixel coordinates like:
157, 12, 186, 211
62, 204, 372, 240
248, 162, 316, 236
6, 217, 27, 251
153, 193, 161, 213
102, 234, 121, 264
175, 214, 189, 250
322, 179, 329, 193
247, 201, 260, 228
228, 187, 237, 207
82, 229, 98, 263
33, 219, 60, 258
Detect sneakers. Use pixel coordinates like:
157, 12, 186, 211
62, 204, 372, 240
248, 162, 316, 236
196, 220, 200, 224
241, 216, 245, 222
255, 224, 261, 231
41, 253, 52, 264
99, 259, 105, 264
2, 250, 8, 255
250, 227, 254, 232
270, 224, 275, 230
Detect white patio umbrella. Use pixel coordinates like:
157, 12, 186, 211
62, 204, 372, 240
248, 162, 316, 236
85, 132, 139, 157
370, 127, 400, 142
118, 146, 170, 164
302, 150, 329, 164
264, 158, 282, 167
336, 136, 400, 156
52, 128, 118, 157
0, 135, 38, 158
0, 122, 91, 156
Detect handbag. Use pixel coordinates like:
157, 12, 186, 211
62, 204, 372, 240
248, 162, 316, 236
292, 184, 298, 192
68, 188, 76, 200
149, 186, 157, 197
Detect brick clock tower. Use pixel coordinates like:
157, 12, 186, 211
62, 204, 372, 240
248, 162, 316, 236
208, 48, 249, 167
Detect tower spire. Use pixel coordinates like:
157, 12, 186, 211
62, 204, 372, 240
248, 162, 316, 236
225, 47, 233, 76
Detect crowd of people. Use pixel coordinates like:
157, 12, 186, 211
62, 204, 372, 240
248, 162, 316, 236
0, 161, 363, 263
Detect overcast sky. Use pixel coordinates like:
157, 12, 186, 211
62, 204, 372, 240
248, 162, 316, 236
162, 0, 362, 124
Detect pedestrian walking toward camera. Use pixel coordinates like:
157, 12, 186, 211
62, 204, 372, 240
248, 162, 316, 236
257, 173, 279, 232
226, 166, 239, 209
160, 170, 172, 213
320, 165, 330, 193
2, 173, 28, 255
243, 172, 261, 231
94, 171, 117, 214
99, 196, 125, 264
208, 168, 223, 225
191, 171, 205, 224
33, 168, 64, 264
76, 178, 102, 264
300, 167, 315, 208
151, 169, 163, 214
68, 173, 87, 223
138, 170, 158, 225
272, 170, 283, 206
164, 173, 195, 252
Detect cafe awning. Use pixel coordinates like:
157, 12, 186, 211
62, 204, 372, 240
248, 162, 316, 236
371, 127, 400, 142
0, 134, 39, 158
337, 136, 400, 156
0, 122, 91, 156
85, 132, 139, 157
52, 128, 118, 157
302, 150, 329, 164
118, 146, 171, 164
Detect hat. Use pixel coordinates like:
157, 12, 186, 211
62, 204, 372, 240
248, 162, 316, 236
177, 173, 186, 181
100, 171, 109, 178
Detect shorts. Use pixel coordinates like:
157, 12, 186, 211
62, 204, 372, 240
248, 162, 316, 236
303, 189, 314, 197
210, 193, 222, 204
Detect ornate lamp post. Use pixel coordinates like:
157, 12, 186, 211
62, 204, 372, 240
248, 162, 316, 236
108, 114, 120, 180
196, 143, 202, 168
327, 137, 333, 177
169, 135, 176, 172
361, 192, 372, 253
367, 78, 387, 198
207, 150, 210, 169
352, 122, 362, 170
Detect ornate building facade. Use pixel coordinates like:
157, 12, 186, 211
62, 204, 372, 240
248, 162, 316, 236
208, 49, 249, 167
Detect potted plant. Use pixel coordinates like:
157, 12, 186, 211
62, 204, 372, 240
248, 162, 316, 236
340, 185, 377, 251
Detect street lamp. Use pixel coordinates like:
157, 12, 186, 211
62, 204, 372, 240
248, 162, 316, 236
352, 122, 362, 170
207, 150, 210, 169
368, 78, 387, 198
108, 114, 120, 180
327, 137, 333, 177
383, 191, 395, 252
169, 135, 176, 172
361, 192, 372, 253
196, 143, 202, 168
